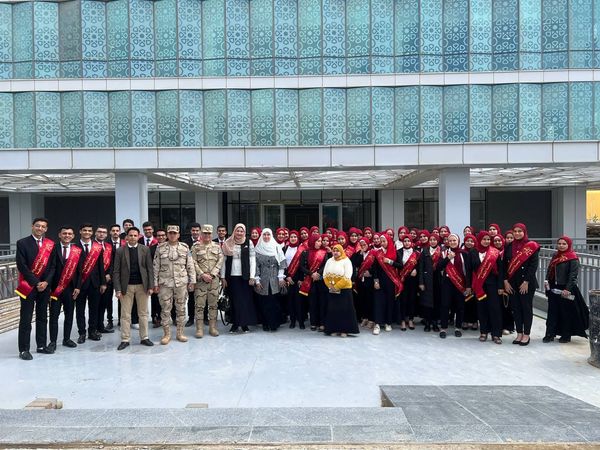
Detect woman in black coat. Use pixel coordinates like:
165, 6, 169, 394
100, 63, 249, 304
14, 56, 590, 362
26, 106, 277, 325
417, 231, 435, 332
543, 236, 589, 343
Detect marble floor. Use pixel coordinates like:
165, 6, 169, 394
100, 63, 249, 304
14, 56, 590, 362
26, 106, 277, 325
1, 308, 598, 410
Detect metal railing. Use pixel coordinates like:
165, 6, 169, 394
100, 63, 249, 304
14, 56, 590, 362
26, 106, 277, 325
0, 244, 16, 262
536, 247, 600, 304
0, 262, 18, 301
536, 238, 600, 256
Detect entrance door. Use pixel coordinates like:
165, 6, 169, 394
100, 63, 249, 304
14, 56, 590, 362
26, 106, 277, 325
262, 204, 284, 230
284, 204, 319, 230
320, 203, 342, 230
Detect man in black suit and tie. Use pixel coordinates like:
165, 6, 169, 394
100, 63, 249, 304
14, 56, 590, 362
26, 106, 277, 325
48, 225, 83, 352
103, 223, 123, 331
213, 225, 228, 247
74, 223, 107, 344
15, 217, 56, 360
185, 222, 202, 327
113, 226, 155, 350
94, 225, 115, 334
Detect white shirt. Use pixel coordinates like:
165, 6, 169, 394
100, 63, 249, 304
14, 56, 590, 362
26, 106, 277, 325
479, 252, 486, 263
112, 239, 121, 248
284, 246, 298, 266
402, 248, 413, 264
60, 243, 71, 259
220, 242, 256, 278
80, 239, 92, 251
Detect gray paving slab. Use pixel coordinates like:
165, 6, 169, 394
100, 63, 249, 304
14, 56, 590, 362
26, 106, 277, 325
410, 424, 502, 443
166, 426, 252, 444
527, 402, 600, 425
400, 403, 483, 426
569, 423, 600, 442
0, 409, 108, 427
0, 426, 94, 445
331, 425, 414, 443
492, 424, 588, 443
441, 385, 515, 403
90, 408, 185, 427
248, 426, 332, 443
251, 407, 409, 426
380, 385, 451, 404
84, 426, 174, 445
170, 408, 255, 427
459, 402, 561, 426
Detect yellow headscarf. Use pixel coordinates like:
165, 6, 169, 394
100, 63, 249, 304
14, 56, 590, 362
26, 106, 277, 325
332, 244, 347, 261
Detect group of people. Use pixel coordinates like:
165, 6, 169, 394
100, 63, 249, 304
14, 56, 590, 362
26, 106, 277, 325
15, 217, 588, 361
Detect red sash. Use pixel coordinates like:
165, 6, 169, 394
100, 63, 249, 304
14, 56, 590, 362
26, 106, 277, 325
51, 246, 82, 300
431, 246, 442, 270
507, 241, 541, 281
445, 254, 467, 295
547, 252, 578, 283
287, 242, 307, 278
397, 251, 419, 295
472, 247, 500, 300
344, 246, 355, 258
375, 251, 403, 297
358, 250, 378, 279
101, 242, 112, 272
15, 239, 55, 299
299, 249, 327, 296
81, 241, 103, 284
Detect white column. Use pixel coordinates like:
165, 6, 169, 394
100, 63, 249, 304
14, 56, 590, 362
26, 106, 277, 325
195, 191, 222, 228
378, 189, 405, 231
552, 187, 587, 240
438, 168, 470, 234
114, 172, 148, 228
9, 193, 44, 242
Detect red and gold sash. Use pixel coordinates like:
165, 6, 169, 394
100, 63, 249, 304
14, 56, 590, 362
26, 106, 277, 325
299, 249, 327, 296
287, 242, 308, 279
51, 246, 82, 300
375, 251, 403, 297
15, 239, 55, 299
397, 251, 419, 294
358, 250, 379, 279
344, 246, 355, 258
445, 254, 467, 296
81, 241, 103, 284
101, 242, 112, 272
472, 247, 500, 301
547, 251, 578, 283
507, 241, 541, 281
431, 246, 442, 270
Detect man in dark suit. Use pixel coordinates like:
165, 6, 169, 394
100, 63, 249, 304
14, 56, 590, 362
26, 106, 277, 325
185, 222, 202, 327
48, 225, 83, 351
105, 223, 124, 330
119, 219, 134, 240
139, 221, 158, 247
74, 223, 107, 344
113, 226, 155, 350
94, 225, 115, 334
15, 217, 56, 360
213, 225, 228, 247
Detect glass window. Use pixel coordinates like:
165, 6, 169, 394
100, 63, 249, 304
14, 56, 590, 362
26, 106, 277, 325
160, 191, 180, 205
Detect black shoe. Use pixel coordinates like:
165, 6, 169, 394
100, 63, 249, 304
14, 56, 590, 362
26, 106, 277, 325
454, 330, 462, 338
106, 321, 114, 331
559, 336, 571, 343
424, 325, 431, 332
433, 324, 440, 332
439, 331, 447, 339
140, 339, 154, 346
62, 339, 77, 348
19, 351, 33, 361
47, 342, 57, 353
117, 341, 129, 351
543, 335, 554, 343
289, 322, 296, 329
310, 326, 317, 331
519, 337, 531, 346
229, 325, 239, 333
36, 346, 53, 354
263, 325, 269, 332
77, 334, 86, 344
88, 332, 101, 341
99, 327, 114, 334
185, 319, 194, 327
242, 326, 250, 333
299, 323, 306, 329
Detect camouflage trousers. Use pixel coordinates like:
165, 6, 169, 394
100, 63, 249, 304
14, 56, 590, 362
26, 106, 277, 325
159, 285, 187, 327
194, 277, 219, 321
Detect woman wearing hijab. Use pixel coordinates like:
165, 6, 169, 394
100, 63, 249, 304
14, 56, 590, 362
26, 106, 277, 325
371, 234, 401, 334
428, 233, 443, 332
437, 234, 471, 338
463, 226, 474, 237
363, 227, 373, 241
503, 223, 540, 346
543, 236, 589, 343
284, 230, 303, 329
372, 232, 382, 250
250, 227, 261, 248
323, 244, 360, 337
254, 228, 287, 332
299, 227, 310, 244
310, 226, 320, 236
417, 230, 434, 331
347, 228, 361, 257
488, 223, 501, 237
394, 235, 420, 331
493, 235, 514, 335
504, 230, 514, 245
275, 228, 287, 247
395, 226, 410, 250
470, 231, 504, 344
352, 236, 375, 328
461, 233, 479, 330
299, 234, 328, 331
221, 224, 257, 333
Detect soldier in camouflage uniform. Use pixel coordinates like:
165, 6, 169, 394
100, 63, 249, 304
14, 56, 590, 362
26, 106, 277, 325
153, 225, 196, 345
191, 224, 224, 338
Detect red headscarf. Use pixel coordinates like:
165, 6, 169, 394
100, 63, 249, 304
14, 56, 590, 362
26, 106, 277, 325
488, 223, 502, 235
250, 227, 261, 247
548, 236, 578, 282
463, 233, 476, 249
372, 232, 382, 249
505, 230, 514, 239
307, 233, 323, 265
432, 227, 440, 235
439, 225, 450, 235
492, 234, 505, 252
299, 227, 309, 242
337, 231, 348, 248
310, 226, 320, 235
384, 228, 394, 239
511, 222, 529, 254
287, 230, 300, 248
363, 226, 373, 236
348, 227, 362, 237
418, 230, 430, 248
428, 233, 440, 248
380, 234, 397, 260
275, 227, 286, 245
397, 226, 409, 237
475, 231, 490, 253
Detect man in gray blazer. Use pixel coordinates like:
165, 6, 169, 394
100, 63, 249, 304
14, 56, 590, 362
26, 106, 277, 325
113, 226, 155, 350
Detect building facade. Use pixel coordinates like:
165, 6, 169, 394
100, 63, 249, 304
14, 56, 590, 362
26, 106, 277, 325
0, 0, 597, 242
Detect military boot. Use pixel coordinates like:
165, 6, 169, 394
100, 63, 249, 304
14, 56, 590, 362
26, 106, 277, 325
195, 321, 204, 338
176, 326, 188, 342
209, 319, 219, 337
160, 327, 171, 345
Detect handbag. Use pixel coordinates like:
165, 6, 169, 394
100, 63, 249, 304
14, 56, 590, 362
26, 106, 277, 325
217, 286, 231, 325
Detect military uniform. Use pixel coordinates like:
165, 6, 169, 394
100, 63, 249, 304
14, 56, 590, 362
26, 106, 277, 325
153, 225, 196, 344
191, 224, 224, 338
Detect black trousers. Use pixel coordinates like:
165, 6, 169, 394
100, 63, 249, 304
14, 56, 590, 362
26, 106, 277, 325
510, 287, 535, 335
98, 282, 113, 327
288, 284, 304, 325
477, 285, 502, 338
18, 289, 49, 352
398, 276, 417, 322
440, 278, 465, 329
187, 289, 195, 321
308, 282, 327, 327
49, 288, 75, 343
356, 277, 374, 321
76, 286, 100, 335
374, 274, 395, 326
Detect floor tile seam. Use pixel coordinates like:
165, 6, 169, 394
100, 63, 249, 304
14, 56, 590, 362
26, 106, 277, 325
566, 423, 591, 443
167, 409, 186, 426
236, 355, 258, 408
452, 399, 502, 440
525, 401, 575, 428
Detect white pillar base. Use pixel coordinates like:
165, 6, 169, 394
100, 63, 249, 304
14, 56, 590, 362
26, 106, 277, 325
115, 172, 148, 229
195, 192, 222, 229
439, 168, 470, 235
379, 189, 405, 232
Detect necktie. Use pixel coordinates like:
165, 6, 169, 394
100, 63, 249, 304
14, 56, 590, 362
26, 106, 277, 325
146, 238, 150, 246
62, 245, 68, 260
84, 243, 89, 254
37, 239, 42, 248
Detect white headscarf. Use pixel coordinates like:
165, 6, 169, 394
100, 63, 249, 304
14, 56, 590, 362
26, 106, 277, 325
254, 228, 286, 263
